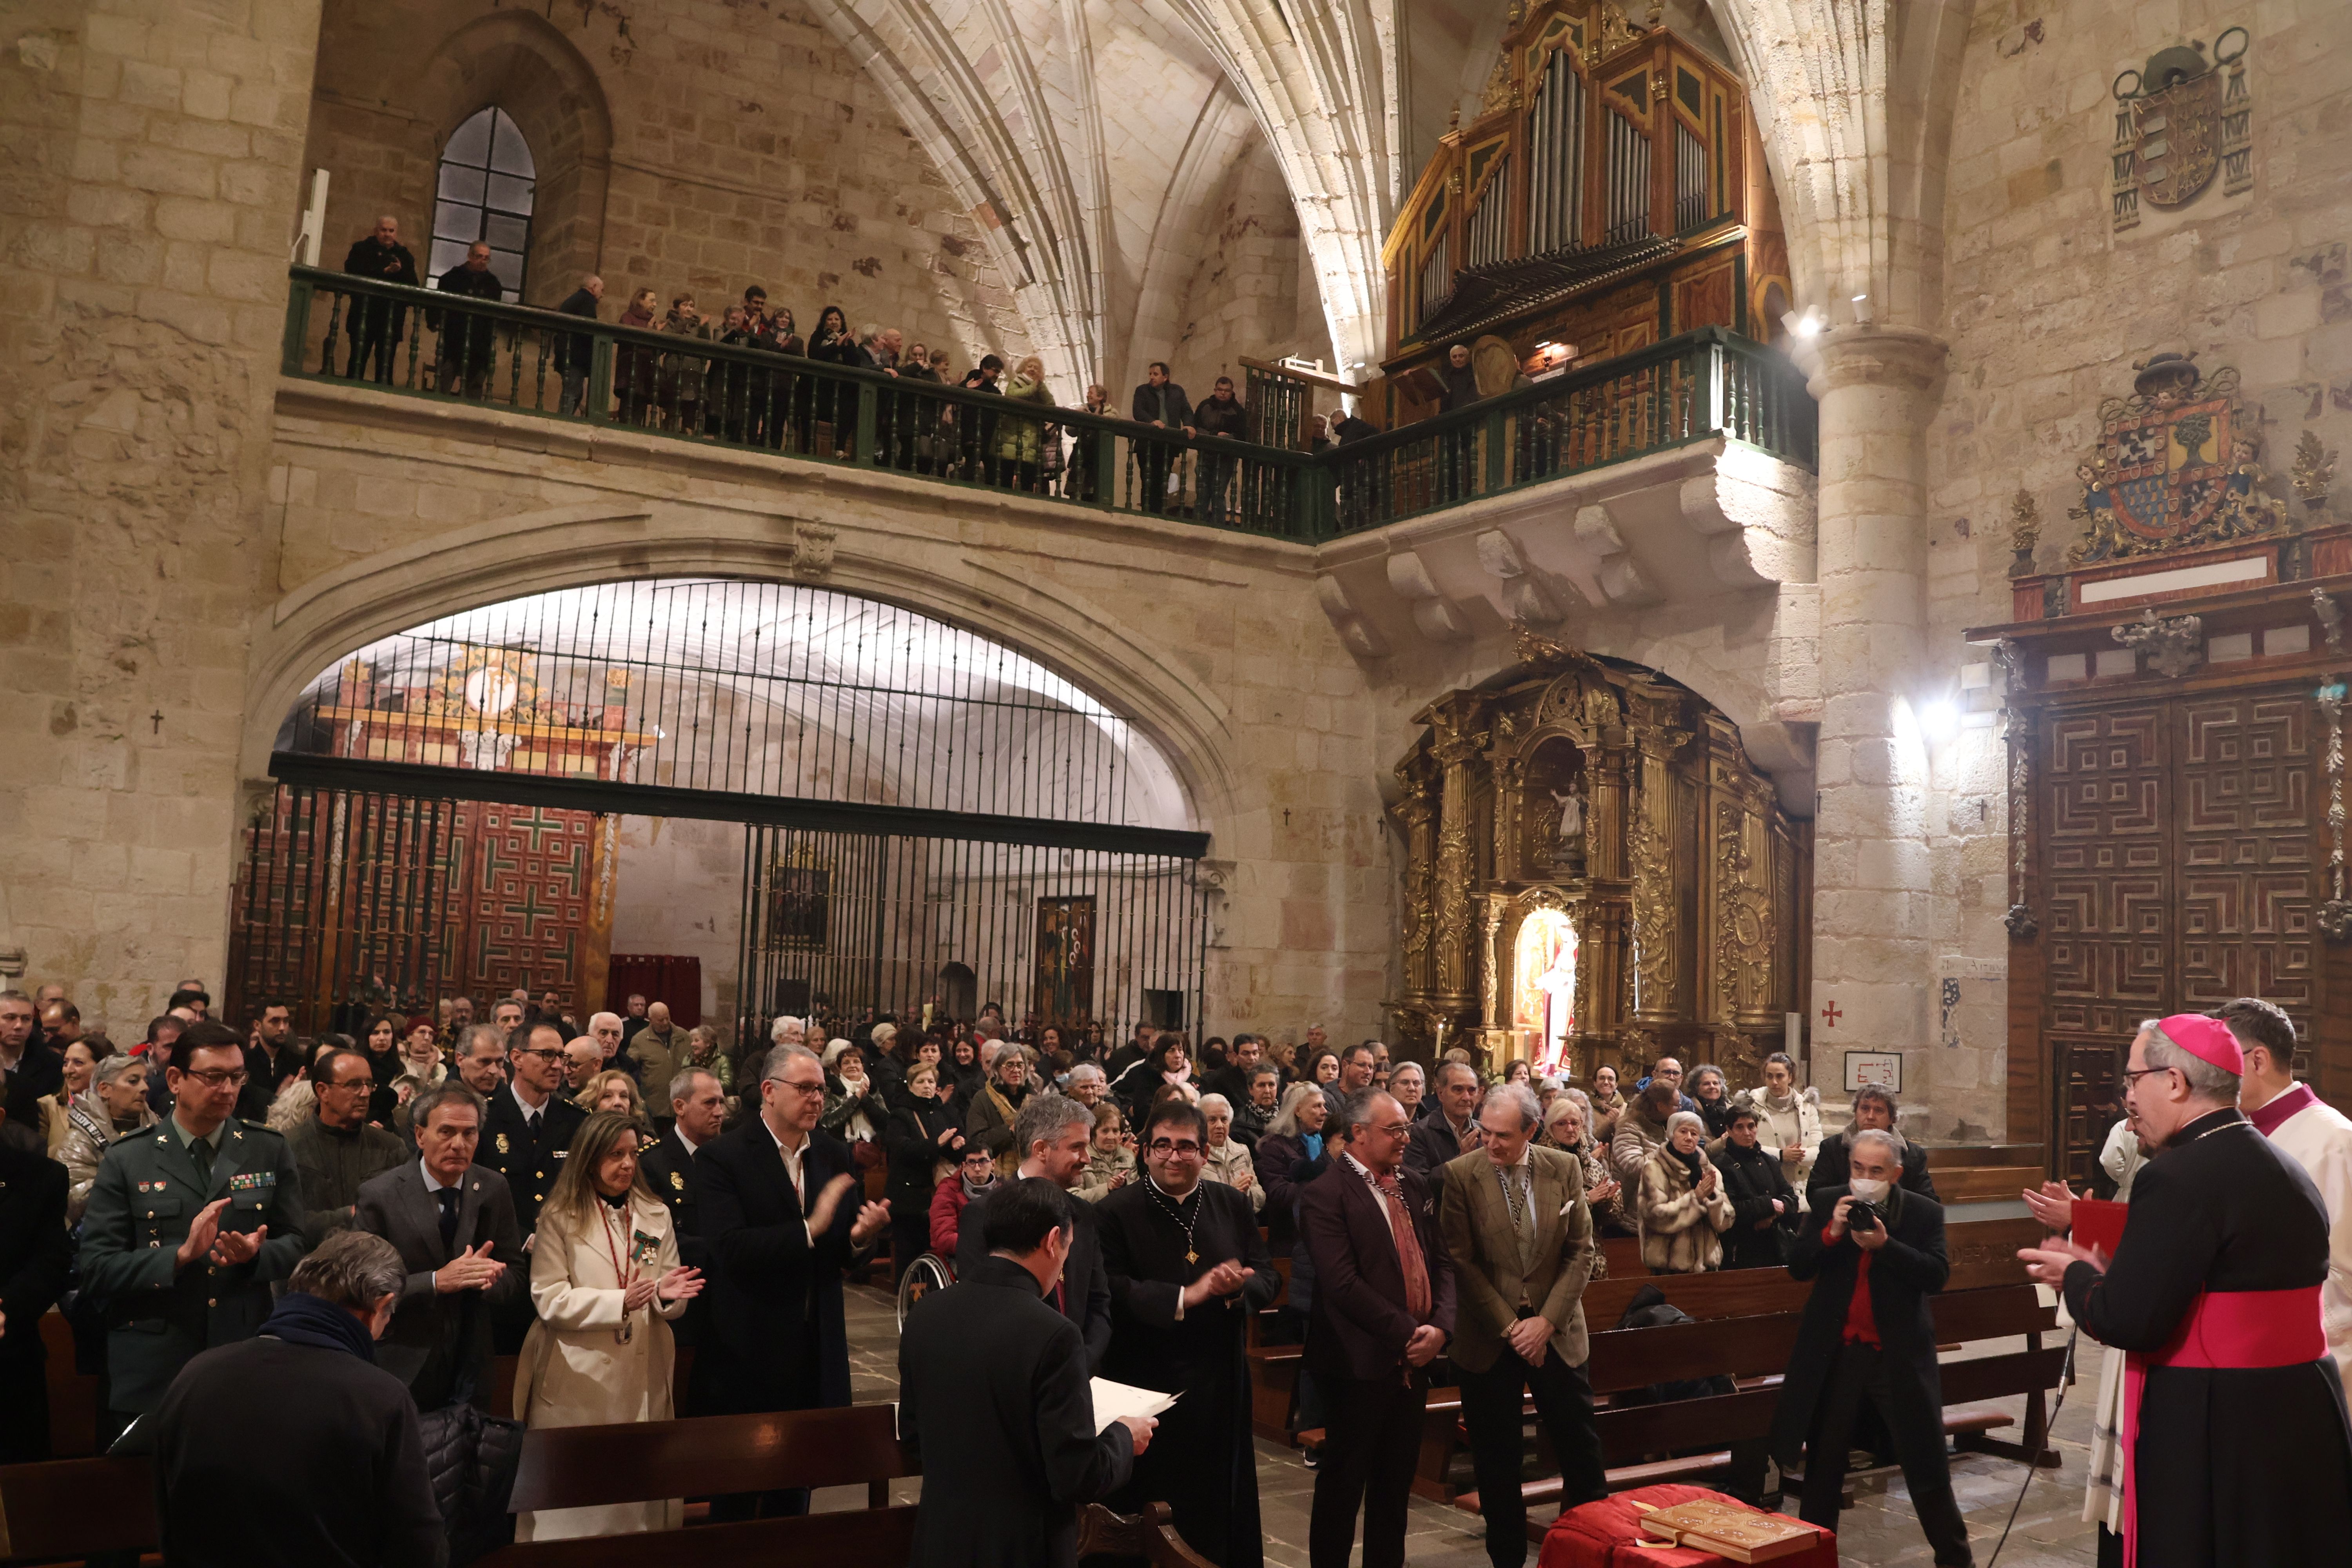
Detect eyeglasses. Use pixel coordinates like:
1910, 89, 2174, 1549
2120, 1066, 2177, 1085
325, 1076, 376, 1092
1147, 1139, 1204, 1156
180, 1067, 248, 1088
1368, 1122, 1411, 1138
769, 1078, 826, 1096
513, 1047, 564, 1062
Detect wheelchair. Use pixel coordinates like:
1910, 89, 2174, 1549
895, 1250, 955, 1328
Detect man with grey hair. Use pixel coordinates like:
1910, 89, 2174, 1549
956, 1092, 1112, 1371
1440, 1082, 1605, 1563
1406, 1059, 1483, 1186
2020, 1013, 2352, 1564
695, 1042, 891, 1515
151, 1230, 443, 1568
1806, 1084, 1938, 1207
1776, 1123, 1969, 1564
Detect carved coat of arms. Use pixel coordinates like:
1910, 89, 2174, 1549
2110, 30, 2251, 232
2067, 354, 2287, 565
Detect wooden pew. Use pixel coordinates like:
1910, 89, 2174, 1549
0, 1454, 152, 1561
36, 1311, 98, 1460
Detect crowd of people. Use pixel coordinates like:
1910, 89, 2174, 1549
335, 215, 1383, 525
4, 977, 2348, 1568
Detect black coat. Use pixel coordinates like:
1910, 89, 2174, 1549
1403, 1112, 1470, 1187
2062, 1109, 2352, 1566
0, 1141, 69, 1364
956, 1182, 1112, 1373
1129, 382, 1191, 429
885, 1100, 963, 1215
428, 262, 504, 367
1768, 1183, 1949, 1471
151, 1335, 445, 1568
635, 1127, 709, 1350
898, 1254, 1134, 1568
693, 1117, 866, 1412
1806, 1130, 1938, 1208
1711, 1140, 1796, 1271
552, 287, 599, 375
341, 235, 420, 343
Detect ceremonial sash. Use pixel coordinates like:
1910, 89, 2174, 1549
2122, 1285, 2326, 1568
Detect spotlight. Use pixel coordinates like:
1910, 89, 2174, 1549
1851, 293, 1875, 325
1782, 309, 1823, 339
1920, 700, 1960, 744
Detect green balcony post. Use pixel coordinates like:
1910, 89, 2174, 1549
586, 335, 614, 423
282, 279, 313, 377
1484, 407, 1506, 494
854, 379, 877, 462
1095, 425, 1118, 510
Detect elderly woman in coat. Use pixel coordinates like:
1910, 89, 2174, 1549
1198, 1093, 1265, 1214
1636, 1110, 1735, 1274
964, 1039, 1034, 1178
515, 1112, 704, 1541
58, 1051, 157, 1222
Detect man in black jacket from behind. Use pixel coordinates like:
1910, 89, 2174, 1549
900, 1177, 1151, 1568
1771, 1128, 1970, 1567
151, 1230, 445, 1568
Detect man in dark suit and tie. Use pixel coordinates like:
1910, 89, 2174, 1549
695, 1043, 889, 1519
639, 1065, 725, 1372
955, 1093, 1114, 1372
901, 1177, 1152, 1568
477, 1020, 584, 1350
355, 1081, 527, 1411
1301, 1087, 1455, 1568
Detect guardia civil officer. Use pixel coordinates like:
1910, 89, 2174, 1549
77, 1021, 308, 1443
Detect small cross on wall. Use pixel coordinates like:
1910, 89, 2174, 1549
150, 711, 164, 735
1820, 1000, 1842, 1029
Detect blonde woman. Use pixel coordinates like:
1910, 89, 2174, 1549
994, 354, 1055, 490
515, 1112, 703, 1540
1636, 1111, 1735, 1274
579, 1069, 653, 1142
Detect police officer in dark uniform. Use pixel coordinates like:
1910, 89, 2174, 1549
76, 1023, 308, 1443
477, 1020, 585, 1350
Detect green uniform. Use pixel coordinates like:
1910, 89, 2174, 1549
76, 1114, 309, 1414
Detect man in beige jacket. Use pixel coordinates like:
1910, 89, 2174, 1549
1439, 1083, 1604, 1568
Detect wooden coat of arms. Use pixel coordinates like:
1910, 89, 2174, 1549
2067, 354, 2287, 565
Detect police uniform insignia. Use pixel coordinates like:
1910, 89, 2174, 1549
552, 1148, 566, 1160
496, 1133, 510, 1154
670, 1171, 685, 1192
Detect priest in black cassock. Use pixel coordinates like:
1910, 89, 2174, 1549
2023, 1013, 2352, 1568
1095, 1097, 1280, 1567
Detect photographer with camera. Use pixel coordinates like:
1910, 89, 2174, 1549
1771, 1126, 1971, 1567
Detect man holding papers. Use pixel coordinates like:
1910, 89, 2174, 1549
900, 1177, 1155, 1568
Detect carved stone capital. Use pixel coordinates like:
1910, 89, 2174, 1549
1803, 325, 1949, 399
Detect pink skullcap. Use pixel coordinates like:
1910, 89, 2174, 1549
2155, 1013, 2244, 1076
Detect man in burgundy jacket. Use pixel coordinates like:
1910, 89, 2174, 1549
1301, 1087, 1457, 1568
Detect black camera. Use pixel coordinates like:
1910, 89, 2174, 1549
1845, 1199, 1883, 1232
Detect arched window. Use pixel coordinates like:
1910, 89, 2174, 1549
430, 107, 535, 295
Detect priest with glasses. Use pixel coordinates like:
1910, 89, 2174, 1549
1095, 1098, 1279, 1567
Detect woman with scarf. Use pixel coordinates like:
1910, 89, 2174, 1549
515, 1112, 703, 1541
1636, 1110, 1735, 1274
1688, 1063, 1737, 1142
804, 303, 862, 455
885, 1061, 965, 1279
821, 1039, 890, 1170
613, 287, 660, 427
1253, 1083, 1332, 1254
1111, 1034, 1196, 1122
58, 1050, 156, 1222
1541, 1090, 1629, 1239
992, 354, 1055, 491
1735, 1051, 1822, 1206
943, 1031, 984, 1103
963, 1038, 1034, 1178
1712, 1102, 1798, 1270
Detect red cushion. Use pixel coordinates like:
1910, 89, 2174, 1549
1538, 1485, 1835, 1568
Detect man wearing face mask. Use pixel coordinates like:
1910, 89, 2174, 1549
1772, 1126, 1971, 1567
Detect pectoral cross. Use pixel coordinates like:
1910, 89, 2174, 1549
1186, 1247, 1200, 1265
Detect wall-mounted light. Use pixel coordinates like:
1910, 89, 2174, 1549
1851, 293, 1875, 325
1918, 699, 1960, 744
1780, 309, 1823, 339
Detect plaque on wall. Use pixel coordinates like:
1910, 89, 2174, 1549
1842, 1051, 1902, 1094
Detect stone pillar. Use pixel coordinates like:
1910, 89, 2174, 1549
0, 0, 325, 1023
1806, 327, 1948, 1096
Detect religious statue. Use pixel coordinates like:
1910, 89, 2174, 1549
1548, 785, 1585, 862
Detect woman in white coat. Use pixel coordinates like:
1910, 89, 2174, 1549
1736, 1052, 1822, 1209
514, 1111, 704, 1541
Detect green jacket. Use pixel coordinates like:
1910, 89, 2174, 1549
76, 1116, 309, 1413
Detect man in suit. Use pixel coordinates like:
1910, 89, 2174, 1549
1439, 1083, 1604, 1567
0, 1096, 70, 1460
901, 1177, 1151, 1568
476, 1020, 583, 1351
1406, 1060, 1483, 1187
76, 1023, 309, 1439
1302, 1088, 1456, 1568
355, 1082, 527, 1411
956, 1093, 1114, 1372
1773, 1127, 1969, 1566
695, 1043, 889, 1518
640, 1066, 726, 1357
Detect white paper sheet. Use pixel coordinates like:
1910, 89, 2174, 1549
1089, 1376, 1178, 1433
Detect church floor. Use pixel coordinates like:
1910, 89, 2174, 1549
823, 1282, 2103, 1565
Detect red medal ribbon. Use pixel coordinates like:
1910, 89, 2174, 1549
2121, 1285, 2325, 1567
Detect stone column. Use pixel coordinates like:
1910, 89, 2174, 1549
1806, 327, 1947, 1096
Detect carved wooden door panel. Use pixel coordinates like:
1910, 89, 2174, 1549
2176, 692, 2317, 1051
2041, 703, 2168, 1187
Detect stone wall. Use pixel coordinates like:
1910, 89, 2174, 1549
610, 814, 743, 1026
1, 0, 323, 1032
1162, 134, 1331, 398
1911, 0, 2352, 1138
303, 0, 1032, 363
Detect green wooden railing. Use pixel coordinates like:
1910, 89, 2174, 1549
282, 267, 1815, 541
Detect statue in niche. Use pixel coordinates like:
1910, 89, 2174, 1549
1546, 783, 1586, 865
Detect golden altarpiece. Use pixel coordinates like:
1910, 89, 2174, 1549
1389, 633, 1811, 1082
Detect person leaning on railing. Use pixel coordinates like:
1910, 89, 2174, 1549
995, 356, 1056, 492
614, 287, 660, 427
657, 293, 710, 436
1190, 376, 1248, 524
1130, 362, 1191, 514
428, 241, 504, 399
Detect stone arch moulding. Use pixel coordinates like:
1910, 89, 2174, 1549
417, 11, 615, 306
240, 501, 1244, 834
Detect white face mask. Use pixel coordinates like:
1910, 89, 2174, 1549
1847, 1177, 1890, 1204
